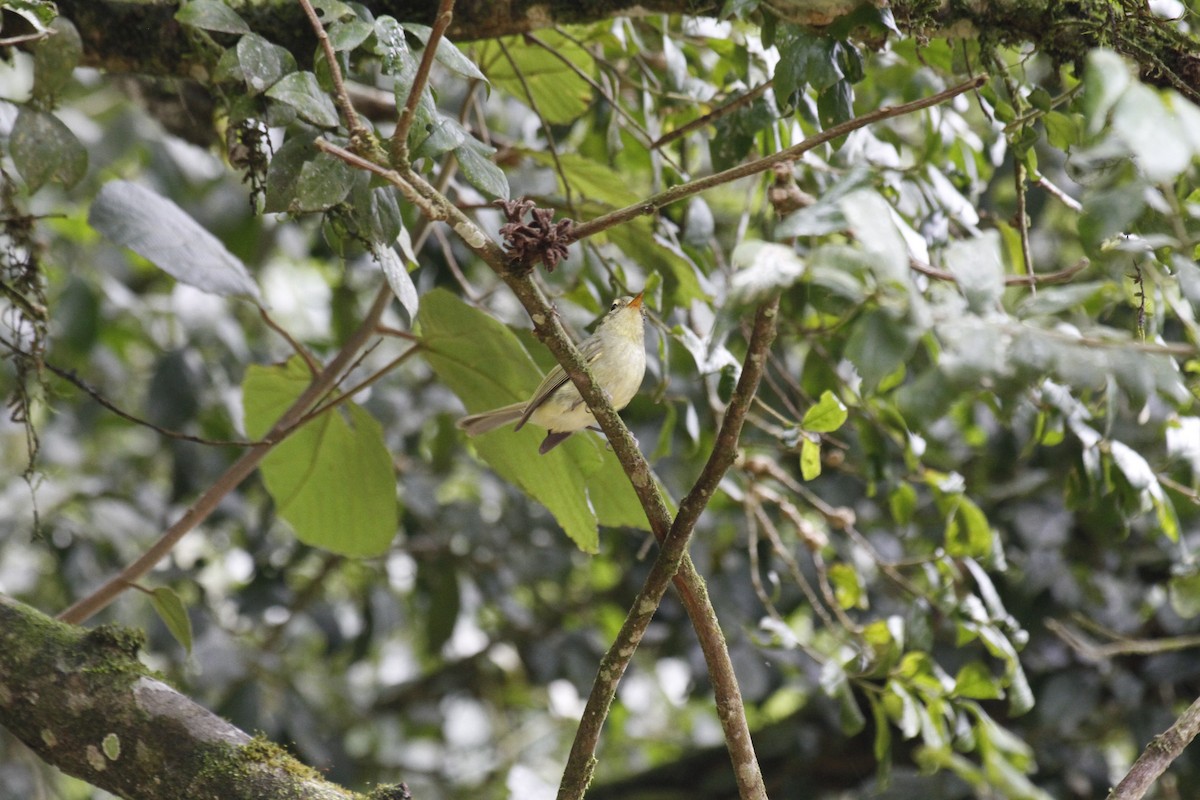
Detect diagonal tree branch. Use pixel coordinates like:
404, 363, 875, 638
1108, 694, 1200, 800
3, 595, 392, 800
558, 295, 780, 800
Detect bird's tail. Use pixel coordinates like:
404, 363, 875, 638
456, 402, 526, 436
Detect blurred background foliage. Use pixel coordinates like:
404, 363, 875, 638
2, 1, 1200, 798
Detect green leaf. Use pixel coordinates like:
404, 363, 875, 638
237, 33, 296, 95
266, 71, 339, 128
1169, 571, 1200, 618
829, 563, 865, 609
455, 137, 509, 199
309, 0, 355, 21
945, 495, 994, 558
327, 19, 373, 51
889, 482, 916, 525
525, 150, 639, 208
374, 244, 418, 321
1081, 49, 1130, 134
31, 17, 82, 102
817, 79, 854, 129
2, 0, 56, 29
1079, 186, 1144, 252
820, 659, 866, 735
89, 181, 262, 300
774, 25, 842, 102
1111, 82, 1191, 183
838, 189, 909, 284
800, 436, 822, 480
953, 661, 1003, 700
412, 113, 468, 160
729, 240, 805, 304
292, 149, 355, 211
10, 108, 87, 191
868, 693, 893, 784
346, 181, 403, 245
943, 231, 1006, 312
477, 32, 593, 123
717, 364, 737, 404
416, 555, 460, 654
242, 357, 399, 557
405, 23, 488, 83
711, 97, 775, 170
418, 290, 651, 552
1042, 110, 1082, 150
802, 390, 848, 433
175, 0, 251, 34
844, 309, 915, 391
150, 587, 193, 654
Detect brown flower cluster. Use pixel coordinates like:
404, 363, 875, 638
497, 198, 575, 272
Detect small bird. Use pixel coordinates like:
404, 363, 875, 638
456, 293, 647, 454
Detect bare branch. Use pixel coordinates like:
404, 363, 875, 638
1108, 694, 1200, 800
392, 0, 455, 164
569, 75, 987, 242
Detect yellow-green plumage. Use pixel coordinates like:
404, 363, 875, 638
456, 293, 647, 454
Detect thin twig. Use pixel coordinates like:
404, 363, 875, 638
653, 80, 774, 150
523, 31, 683, 173
568, 75, 987, 243
497, 39, 575, 213
0, 337, 258, 448
57, 284, 396, 625
1046, 618, 1200, 662
297, 0, 372, 144
391, 0, 455, 164
296, 345, 421, 426
909, 255, 1090, 286
1014, 160, 1036, 292
1033, 174, 1083, 212
261, 306, 320, 376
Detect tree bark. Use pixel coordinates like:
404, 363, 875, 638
50, 0, 1200, 103
0, 595, 387, 800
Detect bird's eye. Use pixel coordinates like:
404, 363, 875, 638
610, 301, 619, 311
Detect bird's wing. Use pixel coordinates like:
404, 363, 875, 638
514, 345, 604, 431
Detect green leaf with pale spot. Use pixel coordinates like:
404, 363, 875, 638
417, 289, 652, 551
175, 0, 250, 34
802, 390, 848, 433
266, 71, 339, 127
242, 357, 398, 557
11, 108, 87, 191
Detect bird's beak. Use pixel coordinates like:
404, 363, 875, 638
630, 292, 644, 308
